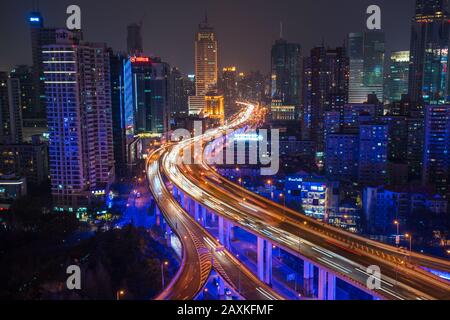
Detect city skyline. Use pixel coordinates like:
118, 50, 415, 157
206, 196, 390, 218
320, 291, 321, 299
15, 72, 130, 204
1, 0, 449, 303
0, 0, 414, 74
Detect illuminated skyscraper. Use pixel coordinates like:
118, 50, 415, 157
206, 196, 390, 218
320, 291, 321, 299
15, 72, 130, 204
221, 67, 239, 118
270, 39, 302, 106
386, 51, 410, 104
302, 46, 349, 150
348, 31, 385, 104
28, 11, 82, 118
409, 0, 450, 105
43, 31, 114, 210
127, 56, 170, 134
189, 16, 218, 115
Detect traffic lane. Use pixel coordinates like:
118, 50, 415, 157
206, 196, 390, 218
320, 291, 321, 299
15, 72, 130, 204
148, 154, 208, 300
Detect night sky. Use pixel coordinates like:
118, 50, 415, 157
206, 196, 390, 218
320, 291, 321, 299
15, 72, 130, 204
0, 0, 414, 74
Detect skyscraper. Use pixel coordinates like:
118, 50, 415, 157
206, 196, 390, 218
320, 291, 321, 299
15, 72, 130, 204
386, 51, 410, 104
0, 72, 23, 144
127, 23, 143, 56
28, 11, 82, 119
409, 0, 450, 105
43, 31, 114, 210
348, 31, 385, 104
221, 67, 239, 118
270, 39, 302, 106
189, 16, 218, 115
128, 56, 170, 134
10, 65, 34, 120
302, 46, 349, 150
170, 68, 190, 117
422, 104, 449, 197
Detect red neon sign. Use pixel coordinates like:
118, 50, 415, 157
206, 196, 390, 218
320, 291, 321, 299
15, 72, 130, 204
130, 56, 150, 63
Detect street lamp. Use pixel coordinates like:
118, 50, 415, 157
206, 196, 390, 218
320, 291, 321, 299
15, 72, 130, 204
161, 261, 169, 289
405, 234, 412, 257
394, 220, 400, 247
116, 290, 125, 301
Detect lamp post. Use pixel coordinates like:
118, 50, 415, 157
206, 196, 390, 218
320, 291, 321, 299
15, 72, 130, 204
394, 220, 400, 247
405, 234, 412, 260
161, 261, 169, 289
116, 290, 125, 301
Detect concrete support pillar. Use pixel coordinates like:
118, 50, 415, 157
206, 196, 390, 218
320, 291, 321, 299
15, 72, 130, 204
318, 268, 328, 300
303, 261, 314, 296
265, 241, 273, 286
166, 224, 172, 246
218, 216, 224, 244
194, 202, 201, 222
217, 276, 225, 297
202, 206, 207, 227
257, 237, 265, 282
225, 221, 232, 250
327, 273, 336, 300
173, 186, 178, 200
179, 191, 185, 208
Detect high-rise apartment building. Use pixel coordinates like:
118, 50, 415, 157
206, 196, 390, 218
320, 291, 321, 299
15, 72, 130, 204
43, 31, 114, 210
358, 123, 389, 186
302, 46, 349, 150
28, 11, 82, 119
422, 104, 449, 197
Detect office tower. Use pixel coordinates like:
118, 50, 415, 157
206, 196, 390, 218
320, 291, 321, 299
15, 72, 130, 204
386, 51, 410, 104
128, 56, 170, 134
358, 123, 389, 186
129, 56, 153, 133
170, 68, 189, 117
0, 72, 23, 144
28, 11, 82, 119
270, 39, 302, 106
409, 0, 450, 105
149, 58, 171, 134
325, 133, 359, 181
189, 16, 218, 115
127, 23, 143, 56
10, 65, 34, 119
422, 104, 449, 197
221, 67, 239, 118
43, 31, 114, 210
348, 31, 385, 104
302, 46, 349, 150
109, 50, 137, 178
